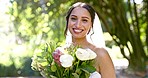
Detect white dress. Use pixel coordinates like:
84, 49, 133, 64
89, 71, 101, 78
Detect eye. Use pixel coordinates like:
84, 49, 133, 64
82, 19, 88, 23
71, 17, 77, 21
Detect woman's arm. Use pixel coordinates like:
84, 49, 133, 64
96, 48, 116, 78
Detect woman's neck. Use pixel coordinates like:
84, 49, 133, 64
72, 37, 89, 48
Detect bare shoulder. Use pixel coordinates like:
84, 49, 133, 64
94, 47, 113, 66
92, 47, 112, 67
94, 47, 109, 59
94, 47, 116, 78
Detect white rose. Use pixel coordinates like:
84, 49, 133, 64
86, 49, 97, 60
76, 48, 97, 61
75, 48, 90, 61
60, 54, 74, 67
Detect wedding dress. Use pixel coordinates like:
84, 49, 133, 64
89, 71, 101, 78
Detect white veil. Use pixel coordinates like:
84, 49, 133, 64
66, 13, 106, 48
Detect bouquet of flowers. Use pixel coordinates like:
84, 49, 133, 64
31, 43, 97, 78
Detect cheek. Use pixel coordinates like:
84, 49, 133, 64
68, 22, 71, 26
83, 23, 91, 30
68, 21, 75, 28
86, 24, 92, 34
87, 26, 91, 33
67, 22, 73, 32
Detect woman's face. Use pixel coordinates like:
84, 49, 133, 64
68, 7, 92, 39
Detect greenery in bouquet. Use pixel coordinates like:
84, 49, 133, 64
31, 42, 97, 78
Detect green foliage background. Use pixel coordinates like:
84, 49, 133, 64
0, 0, 147, 77
0, 0, 75, 76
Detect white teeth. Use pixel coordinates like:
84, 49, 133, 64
74, 29, 82, 33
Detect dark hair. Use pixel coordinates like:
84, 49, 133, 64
64, 2, 95, 36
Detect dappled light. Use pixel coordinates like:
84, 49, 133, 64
0, 0, 147, 78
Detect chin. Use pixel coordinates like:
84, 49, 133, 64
72, 34, 85, 39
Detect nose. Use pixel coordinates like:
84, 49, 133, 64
75, 20, 81, 28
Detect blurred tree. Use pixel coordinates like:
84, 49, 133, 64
5, 0, 74, 76
83, 0, 148, 73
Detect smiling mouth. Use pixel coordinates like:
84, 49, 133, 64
73, 28, 83, 33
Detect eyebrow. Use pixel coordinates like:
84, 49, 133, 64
71, 14, 90, 19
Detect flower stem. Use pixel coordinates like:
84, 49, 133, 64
77, 60, 80, 68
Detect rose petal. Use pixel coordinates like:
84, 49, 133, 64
60, 54, 74, 67
76, 48, 90, 61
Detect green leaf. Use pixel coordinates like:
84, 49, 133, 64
79, 72, 86, 78
72, 73, 79, 78
50, 75, 57, 78
40, 62, 48, 67
51, 65, 57, 72
80, 65, 96, 73
75, 68, 81, 74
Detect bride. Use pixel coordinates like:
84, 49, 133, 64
64, 2, 116, 78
